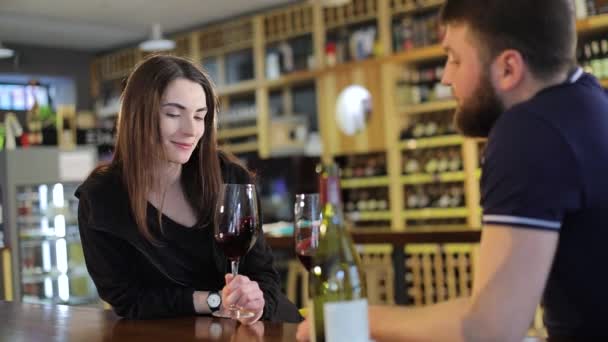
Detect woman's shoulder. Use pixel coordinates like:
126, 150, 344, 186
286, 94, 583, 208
218, 150, 256, 184
75, 164, 124, 201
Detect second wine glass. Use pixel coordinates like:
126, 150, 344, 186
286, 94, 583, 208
294, 193, 320, 271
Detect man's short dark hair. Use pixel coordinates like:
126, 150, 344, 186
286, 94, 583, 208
440, 0, 577, 80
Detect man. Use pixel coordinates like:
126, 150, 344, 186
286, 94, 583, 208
297, 0, 608, 340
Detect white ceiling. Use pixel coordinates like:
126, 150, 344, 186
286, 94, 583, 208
0, 0, 298, 52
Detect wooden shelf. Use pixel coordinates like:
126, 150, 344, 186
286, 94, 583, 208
389, 44, 446, 64
403, 207, 469, 219
217, 126, 258, 139
347, 211, 393, 221
399, 99, 457, 115
401, 171, 466, 185
390, 0, 444, 16
270, 143, 308, 157
217, 80, 258, 96
341, 176, 390, 189
577, 14, 608, 35
265, 69, 319, 89
221, 141, 258, 154
602, 78, 608, 88
399, 135, 463, 150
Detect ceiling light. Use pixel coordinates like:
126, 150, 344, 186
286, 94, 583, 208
320, 0, 351, 7
139, 24, 175, 52
0, 42, 14, 59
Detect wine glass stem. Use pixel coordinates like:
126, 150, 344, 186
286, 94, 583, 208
231, 259, 239, 277
230, 259, 240, 314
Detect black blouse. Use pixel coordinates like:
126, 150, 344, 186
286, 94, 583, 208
75, 153, 301, 322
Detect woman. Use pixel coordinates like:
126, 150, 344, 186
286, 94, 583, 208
76, 55, 300, 323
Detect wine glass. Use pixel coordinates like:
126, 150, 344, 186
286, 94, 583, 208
213, 183, 260, 319
293, 193, 320, 271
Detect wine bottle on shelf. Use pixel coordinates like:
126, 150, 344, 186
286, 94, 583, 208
436, 149, 449, 173
449, 186, 465, 208
376, 154, 386, 176
428, 185, 441, 208
377, 189, 388, 211
364, 157, 376, 177
424, 118, 438, 137
591, 40, 602, 79
345, 190, 356, 213
404, 151, 421, 174
437, 185, 451, 208
354, 158, 365, 178
357, 190, 369, 212
406, 190, 419, 209
367, 189, 378, 211
310, 163, 369, 342
601, 39, 608, 79
425, 150, 439, 174
448, 148, 463, 172
343, 156, 354, 179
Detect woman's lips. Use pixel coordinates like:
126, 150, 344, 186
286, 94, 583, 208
172, 141, 193, 150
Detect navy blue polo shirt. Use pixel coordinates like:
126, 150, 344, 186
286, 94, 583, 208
481, 68, 608, 338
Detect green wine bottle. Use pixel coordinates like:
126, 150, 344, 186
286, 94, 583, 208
309, 162, 369, 342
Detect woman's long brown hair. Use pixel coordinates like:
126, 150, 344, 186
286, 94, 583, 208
109, 54, 222, 243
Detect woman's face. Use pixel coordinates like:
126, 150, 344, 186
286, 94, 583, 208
158, 78, 208, 165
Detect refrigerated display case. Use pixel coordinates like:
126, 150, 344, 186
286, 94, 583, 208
0, 147, 99, 306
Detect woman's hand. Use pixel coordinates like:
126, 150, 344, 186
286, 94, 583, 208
222, 274, 265, 324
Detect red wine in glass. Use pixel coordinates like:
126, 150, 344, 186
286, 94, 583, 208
294, 193, 320, 271
213, 184, 260, 320
216, 216, 258, 260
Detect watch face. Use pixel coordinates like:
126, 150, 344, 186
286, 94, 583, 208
207, 293, 221, 308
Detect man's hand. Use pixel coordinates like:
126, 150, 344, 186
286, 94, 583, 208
296, 316, 311, 341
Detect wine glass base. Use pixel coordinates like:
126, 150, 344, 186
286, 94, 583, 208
212, 308, 255, 320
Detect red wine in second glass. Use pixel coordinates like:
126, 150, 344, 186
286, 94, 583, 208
297, 251, 314, 271
295, 238, 314, 271
216, 217, 258, 261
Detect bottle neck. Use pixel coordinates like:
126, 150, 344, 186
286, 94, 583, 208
319, 174, 341, 208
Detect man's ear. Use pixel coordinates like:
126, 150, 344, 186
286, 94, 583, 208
492, 49, 526, 92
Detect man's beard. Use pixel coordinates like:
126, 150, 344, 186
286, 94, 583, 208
453, 70, 504, 138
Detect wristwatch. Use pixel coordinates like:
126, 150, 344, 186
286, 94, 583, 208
207, 291, 222, 312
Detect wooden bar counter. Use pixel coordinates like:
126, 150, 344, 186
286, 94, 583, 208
0, 301, 297, 341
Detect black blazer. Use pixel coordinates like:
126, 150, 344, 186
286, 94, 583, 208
75, 154, 301, 322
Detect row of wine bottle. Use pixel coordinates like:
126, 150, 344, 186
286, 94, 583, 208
406, 217, 467, 227
400, 111, 457, 140
405, 183, 465, 209
392, 10, 441, 52
573, 0, 608, 19
578, 38, 608, 79
396, 66, 452, 105
340, 153, 387, 178
344, 189, 389, 213
403, 146, 463, 174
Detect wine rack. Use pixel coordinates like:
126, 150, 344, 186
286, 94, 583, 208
337, 152, 391, 229
390, 0, 443, 53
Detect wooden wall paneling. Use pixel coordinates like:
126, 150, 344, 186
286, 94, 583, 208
254, 16, 270, 158
189, 31, 200, 62
317, 72, 339, 161
378, 0, 391, 56
313, 1, 325, 69
381, 62, 405, 231
462, 138, 481, 228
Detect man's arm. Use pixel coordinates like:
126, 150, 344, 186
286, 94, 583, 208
370, 226, 557, 342
297, 225, 558, 341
